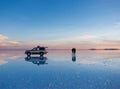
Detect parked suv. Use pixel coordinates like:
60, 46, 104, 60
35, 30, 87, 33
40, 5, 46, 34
25, 46, 48, 56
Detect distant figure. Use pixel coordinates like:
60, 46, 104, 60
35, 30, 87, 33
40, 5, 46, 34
72, 48, 76, 54
72, 48, 76, 62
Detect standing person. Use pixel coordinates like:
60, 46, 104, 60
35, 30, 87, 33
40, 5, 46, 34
72, 48, 76, 54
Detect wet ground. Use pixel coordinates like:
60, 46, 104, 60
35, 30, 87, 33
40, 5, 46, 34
0, 50, 120, 89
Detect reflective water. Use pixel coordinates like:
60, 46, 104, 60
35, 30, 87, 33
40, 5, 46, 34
0, 50, 120, 89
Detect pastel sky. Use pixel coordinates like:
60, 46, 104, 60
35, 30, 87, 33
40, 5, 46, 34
0, 0, 120, 49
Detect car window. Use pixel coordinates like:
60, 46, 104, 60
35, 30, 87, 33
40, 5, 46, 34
32, 48, 37, 50
40, 48, 45, 50
37, 48, 39, 51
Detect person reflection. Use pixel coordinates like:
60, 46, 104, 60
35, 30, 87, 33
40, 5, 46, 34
72, 53, 76, 62
25, 56, 48, 65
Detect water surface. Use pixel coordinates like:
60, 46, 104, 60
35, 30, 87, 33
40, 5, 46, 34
0, 50, 120, 89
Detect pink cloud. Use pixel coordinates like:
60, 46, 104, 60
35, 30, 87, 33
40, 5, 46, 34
0, 34, 8, 41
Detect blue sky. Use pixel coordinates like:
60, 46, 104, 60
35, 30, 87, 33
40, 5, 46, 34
0, 0, 120, 49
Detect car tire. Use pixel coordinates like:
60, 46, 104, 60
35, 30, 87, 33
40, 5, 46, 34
40, 52, 44, 56
27, 52, 31, 56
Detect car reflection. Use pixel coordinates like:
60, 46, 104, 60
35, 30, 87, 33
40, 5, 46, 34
25, 56, 48, 65
72, 53, 76, 62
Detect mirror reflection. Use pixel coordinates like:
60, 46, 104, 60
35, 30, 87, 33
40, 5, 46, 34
72, 53, 76, 62
25, 56, 48, 65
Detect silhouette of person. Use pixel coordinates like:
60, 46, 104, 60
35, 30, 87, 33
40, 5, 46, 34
72, 48, 76, 54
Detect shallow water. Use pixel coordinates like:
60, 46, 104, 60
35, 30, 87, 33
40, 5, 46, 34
0, 50, 120, 89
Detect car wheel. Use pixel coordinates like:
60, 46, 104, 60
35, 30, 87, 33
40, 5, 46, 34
27, 52, 31, 56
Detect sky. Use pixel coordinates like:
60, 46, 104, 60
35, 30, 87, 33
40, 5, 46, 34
0, 0, 120, 49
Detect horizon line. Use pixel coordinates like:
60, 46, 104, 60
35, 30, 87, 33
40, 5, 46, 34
0, 48, 120, 51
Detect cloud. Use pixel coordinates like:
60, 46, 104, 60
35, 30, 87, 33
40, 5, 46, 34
41, 35, 97, 43
0, 34, 8, 41
0, 33, 120, 49
102, 39, 120, 44
0, 41, 22, 46
9, 41, 21, 45
0, 35, 21, 48
79, 35, 97, 39
61, 35, 97, 41
31, 35, 104, 49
